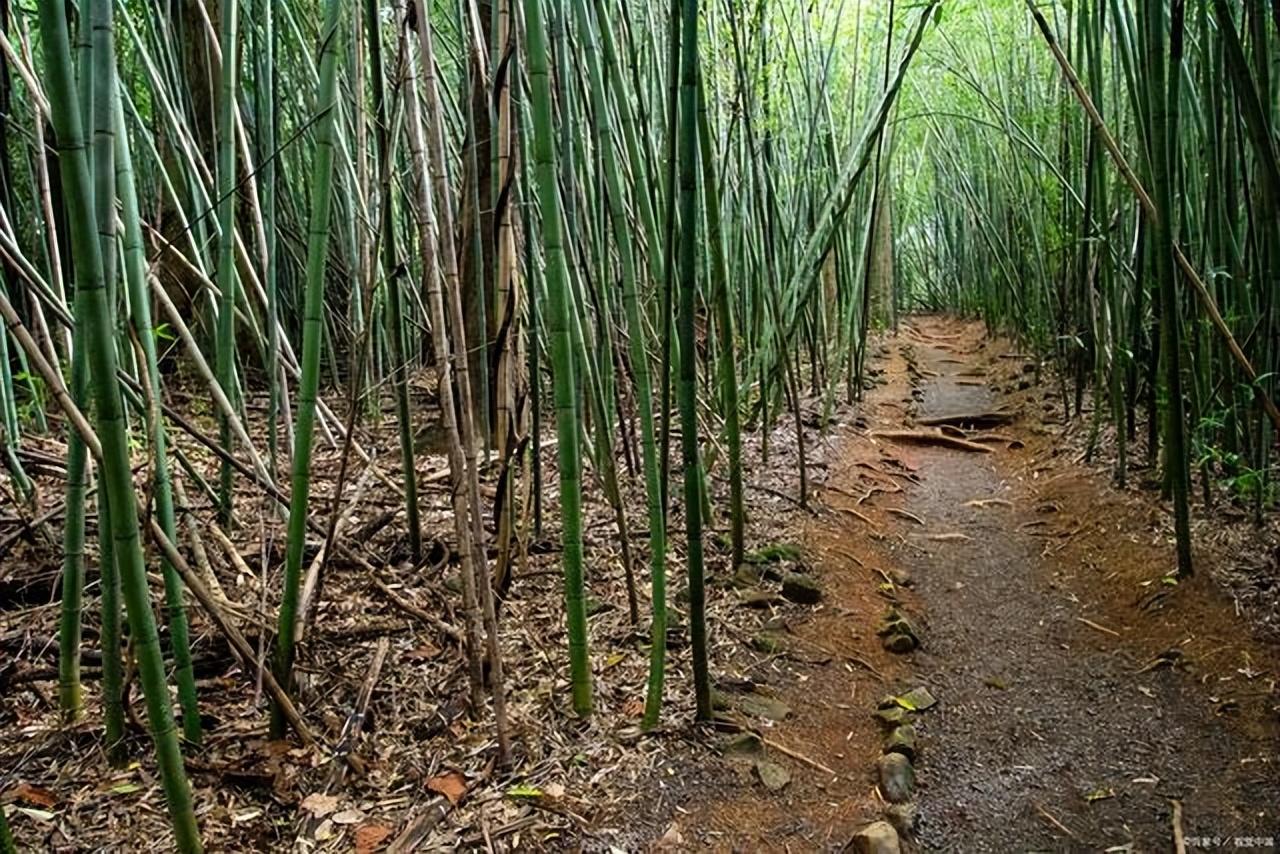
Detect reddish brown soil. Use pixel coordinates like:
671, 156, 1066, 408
688, 315, 1279, 852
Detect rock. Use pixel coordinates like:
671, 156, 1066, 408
877, 753, 915, 803
880, 618, 916, 639
897, 686, 937, 711
754, 759, 791, 792
883, 725, 917, 761
745, 543, 805, 564
873, 706, 909, 728
882, 632, 918, 654
781, 572, 823, 605
443, 573, 464, 595
720, 732, 763, 759
738, 590, 783, 609
750, 631, 788, 655
884, 803, 918, 836
732, 565, 763, 589
878, 611, 919, 653
736, 691, 791, 722
845, 820, 901, 854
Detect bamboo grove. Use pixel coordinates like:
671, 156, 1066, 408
893, 0, 1280, 575
1, 0, 1274, 846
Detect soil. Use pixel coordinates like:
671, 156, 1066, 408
2, 315, 1277, 852
898, 318, 1279, 851
688, 315, 1280, 851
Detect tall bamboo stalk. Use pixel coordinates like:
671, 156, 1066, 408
214, 0, 240, 526
36, 0, 201, 845
271, 0, 345, 739
523, 0, 592, 716
676, 0, 711, 722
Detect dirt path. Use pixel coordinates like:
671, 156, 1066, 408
886, 317, 1279, 851
690, 315, 1278, 852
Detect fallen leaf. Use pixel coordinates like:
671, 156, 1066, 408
299, 792, 340, 818
622, 697, 645, 717
314, 819, 334, 842
12, 783, 56, 809
403, 643, 440, 663
1083, 787, 1115, 803
332, 808, 365, 825
427, 770, 468, 805
12, 806, 56, 823
542, 782, 566, 800
506, 783, 543, 799
355, 823, 393, 854
655, 822, 684, 849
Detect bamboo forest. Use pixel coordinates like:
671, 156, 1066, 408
2, 0, 1279, 850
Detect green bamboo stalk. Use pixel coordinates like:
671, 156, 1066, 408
523, 0, 592, 717
214, 0, 240, 526
256, 0, 280, 476
572, 0, 669, 727
676, 0, 711, 722
1141, 0, 1193, 577
86, 0, 126, 768
98, 489, 124, 764
36, 0, 201, 846
696, 72, 744, 572
113, 77, 200, 746
271, 0, 345, 739
57, 321, 89, 721
0, 802, 14, 854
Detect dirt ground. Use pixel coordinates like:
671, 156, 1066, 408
685, 315, 1280, 852
2, 315, 1277, 852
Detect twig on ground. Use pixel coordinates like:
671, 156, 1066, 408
1032, 802, 1081, 842
1076, 617, 1121, 637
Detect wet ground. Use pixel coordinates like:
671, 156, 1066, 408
689, 315, 1279, 852
894, 321, 1279, 851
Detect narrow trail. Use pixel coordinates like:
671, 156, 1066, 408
896, 320, 1279, 850
691, 315, 1278, 852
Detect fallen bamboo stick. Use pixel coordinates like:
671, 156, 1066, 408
872, 430, 994, 453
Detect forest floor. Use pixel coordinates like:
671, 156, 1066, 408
2, 315, 1278, 852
